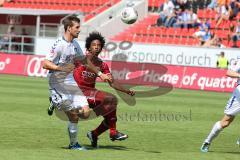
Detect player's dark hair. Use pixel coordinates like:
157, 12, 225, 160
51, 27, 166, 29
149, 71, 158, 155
62, 15, 80, 32
85, 31, 105, 51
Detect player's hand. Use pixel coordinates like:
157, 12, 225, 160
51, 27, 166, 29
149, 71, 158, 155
100, 73, 113, 83
127, 90, 135, 96
59, 63, 75, 73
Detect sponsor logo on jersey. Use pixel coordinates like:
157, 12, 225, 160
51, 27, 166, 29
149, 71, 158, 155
82, 70, 96, 78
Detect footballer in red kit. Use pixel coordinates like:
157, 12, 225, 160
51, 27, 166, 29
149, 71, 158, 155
73, 32, 135, 148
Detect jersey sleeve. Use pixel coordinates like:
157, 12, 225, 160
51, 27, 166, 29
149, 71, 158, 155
45, 39, 61, 62
101, 62, 111, 75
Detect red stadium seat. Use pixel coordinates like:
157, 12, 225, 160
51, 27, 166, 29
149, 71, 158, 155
2, 0, 120, 13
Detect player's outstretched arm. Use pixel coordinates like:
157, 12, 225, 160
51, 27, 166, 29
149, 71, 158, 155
79, 57, 112, 82
108, 75, 135, 96
43, 59, 74, 72
226, 70, 240, 78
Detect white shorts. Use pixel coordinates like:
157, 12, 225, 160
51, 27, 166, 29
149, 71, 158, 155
224, 85, 240, 116
49, 82, 88, 111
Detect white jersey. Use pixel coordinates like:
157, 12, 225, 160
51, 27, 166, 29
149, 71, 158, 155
46, 36, 85, 85
229, 58, 240, 85
45, 36, 88, 111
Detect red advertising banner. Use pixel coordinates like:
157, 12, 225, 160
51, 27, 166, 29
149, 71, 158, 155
178, 66, 236, 92
106, 61, 235, 92
24, 55, 48, 77
0, 15, 63, 25
0, 53, 236, 93
0, 53, 27, 75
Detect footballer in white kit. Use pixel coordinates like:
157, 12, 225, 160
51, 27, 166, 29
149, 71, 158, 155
46, 36, 88, 111
43, 16, 111, 150
201, 57, 240, 152
224, 58, 240, 116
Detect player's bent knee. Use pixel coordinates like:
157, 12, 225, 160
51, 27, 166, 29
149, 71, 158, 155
104, 94, 118, 105
68, 114, 79, 123
221, 120, 232, 128
78, 107, 91, 119
221, 115, 234, 128
66, 110, 81, 122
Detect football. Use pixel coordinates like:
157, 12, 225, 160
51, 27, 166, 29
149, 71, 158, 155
121, 7, 138, 24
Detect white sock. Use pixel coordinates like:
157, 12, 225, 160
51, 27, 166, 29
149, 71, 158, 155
68, 122, 78, 145
205, 121, 223, 144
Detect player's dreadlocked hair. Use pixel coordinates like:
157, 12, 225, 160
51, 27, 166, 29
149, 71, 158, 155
85, 31, 105, 51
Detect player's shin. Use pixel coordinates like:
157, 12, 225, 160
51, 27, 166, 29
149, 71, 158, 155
68, 122, 78, 145
93, 119, 109, 137
105, 110, 117, 136
205, 121, 223, 144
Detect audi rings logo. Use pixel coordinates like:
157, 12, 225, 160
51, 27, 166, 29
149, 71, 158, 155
27, 57, 48, 77
7, 15, 22, 25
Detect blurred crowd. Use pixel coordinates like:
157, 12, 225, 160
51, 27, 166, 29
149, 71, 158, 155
0, 25, 33, 52
156, 0, 240, 48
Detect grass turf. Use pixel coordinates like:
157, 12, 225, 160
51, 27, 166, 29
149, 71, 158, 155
0, 74, 240, 160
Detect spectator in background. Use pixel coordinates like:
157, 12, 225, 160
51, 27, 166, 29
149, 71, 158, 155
164, 6, 182, 27
229, 0, 240, 20
217, 0, 230, 6
21, 28, 32, 52
173, 8, 189, 28
7, 26, 16, 39
21, 28, 28, 36
174, 0, 190, 10
208, 0, 218, 10
203, 35, 226, 48
232, 20, 240, 47
173, 8, 200, 28
0, 25, 17, 51
215, 37, 226, 48
232, 41, 239, 47
216, 51, 229, 69
215, 1, 231, 27
186, 8, 200, 28
157, 0, 175, 26
193, 19, 211, 45
201, 30, 212, 44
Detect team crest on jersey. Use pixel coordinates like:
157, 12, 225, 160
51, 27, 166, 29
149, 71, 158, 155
49, 48, 56, 57
65, 55, 74, 63
74, 47, 78, 53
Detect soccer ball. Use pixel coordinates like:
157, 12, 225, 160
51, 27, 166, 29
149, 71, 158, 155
121, 7, 138, 24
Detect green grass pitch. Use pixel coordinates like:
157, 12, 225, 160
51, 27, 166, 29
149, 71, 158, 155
0, 74, 240, 160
